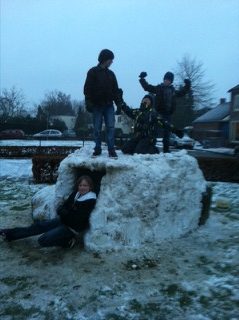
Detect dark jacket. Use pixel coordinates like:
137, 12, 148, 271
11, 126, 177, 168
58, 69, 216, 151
84, 65, 121, 107
57, 191, 96, 232
122, 102, 162, 140
139, 79, 190, 116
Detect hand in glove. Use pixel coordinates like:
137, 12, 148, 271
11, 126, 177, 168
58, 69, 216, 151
115, 106, 122, 115
139, 71, 147, 78
184, 79, 191, 89
85, 98, 94, 113
117, 88, 123, 102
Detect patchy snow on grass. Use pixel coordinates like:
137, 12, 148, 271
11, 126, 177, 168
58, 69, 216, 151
0, 158, 238, 319
0, 159, 33, 180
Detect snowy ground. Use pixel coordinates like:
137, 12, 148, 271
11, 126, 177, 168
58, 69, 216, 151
0, 139, 84, 147
0, 160, 239, 319
0, 138, 235, 155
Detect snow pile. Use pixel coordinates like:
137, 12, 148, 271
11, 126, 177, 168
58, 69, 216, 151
31, 185, 56, 220
0, 159, 33, 180
32, 146, 207, 251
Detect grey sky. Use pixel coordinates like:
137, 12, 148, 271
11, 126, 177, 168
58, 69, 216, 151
1, 0, 239, 109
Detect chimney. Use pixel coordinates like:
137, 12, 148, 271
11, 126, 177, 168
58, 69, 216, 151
220, 98, 226, 104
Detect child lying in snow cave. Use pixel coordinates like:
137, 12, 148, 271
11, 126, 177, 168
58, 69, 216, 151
0, 175, 97, 249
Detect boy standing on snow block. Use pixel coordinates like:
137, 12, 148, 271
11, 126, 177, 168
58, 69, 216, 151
84, 49, 123, 159
139, 71, 191, 153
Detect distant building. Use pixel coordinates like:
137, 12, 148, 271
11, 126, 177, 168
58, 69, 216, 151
192, 98, 230, 147
228, 84, 239, 145
115, 114, 133, 135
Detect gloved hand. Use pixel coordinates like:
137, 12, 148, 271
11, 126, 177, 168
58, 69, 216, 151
184, 79, 191, 89
85, 98, 94, 113
115, 105, 122, 115
139, 71, 147, 78
117, 88, 123, 101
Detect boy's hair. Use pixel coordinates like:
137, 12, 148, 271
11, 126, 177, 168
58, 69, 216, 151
77, 175, 94, 191
142, 94, 154, 106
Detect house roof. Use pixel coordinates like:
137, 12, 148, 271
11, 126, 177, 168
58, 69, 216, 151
193, 102, 230, 123
228, 84, 239, 92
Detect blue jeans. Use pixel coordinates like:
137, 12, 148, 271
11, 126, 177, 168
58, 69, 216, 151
93, 104, 115, 151
5, 218, 74, 247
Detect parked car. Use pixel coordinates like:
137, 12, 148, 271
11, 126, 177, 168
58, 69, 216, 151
33, 129, 62, 138
0, 129, 25, 139
169, 133, 195, 149
62, 129, 77, 138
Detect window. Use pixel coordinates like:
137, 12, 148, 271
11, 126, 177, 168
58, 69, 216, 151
233, 94, 239, 111
231, 121, 239, 141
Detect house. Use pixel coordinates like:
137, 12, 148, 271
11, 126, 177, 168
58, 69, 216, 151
115, 114, 133, 135
192, 98, 230, 147
228, 84, 239, 145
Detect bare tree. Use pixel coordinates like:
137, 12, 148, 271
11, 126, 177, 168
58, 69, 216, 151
0, 87, 25, 122
39, 90, 74, 116
174, 54, 215, 109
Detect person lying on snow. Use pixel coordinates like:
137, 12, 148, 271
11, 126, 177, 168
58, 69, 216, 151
0, 175, 97, 249
120, 92, 183, 155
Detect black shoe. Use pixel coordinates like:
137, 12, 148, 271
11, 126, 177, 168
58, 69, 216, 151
92, 150, 102, 157
108, 150, 118, 159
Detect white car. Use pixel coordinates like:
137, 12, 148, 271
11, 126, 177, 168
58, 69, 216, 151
169, 133, 195, 149
33, 129, 62, 138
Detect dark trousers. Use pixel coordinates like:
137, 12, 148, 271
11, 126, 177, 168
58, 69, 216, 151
161, 115, 171, 153
122, 137, 159, 155
5, 218, 75, 247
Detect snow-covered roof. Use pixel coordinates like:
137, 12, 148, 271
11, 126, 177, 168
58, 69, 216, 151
193, 102, 230, 123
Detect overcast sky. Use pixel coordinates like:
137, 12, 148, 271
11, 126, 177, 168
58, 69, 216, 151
1, 0, 239, 109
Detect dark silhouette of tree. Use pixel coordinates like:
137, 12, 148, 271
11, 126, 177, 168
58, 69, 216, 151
174, 54, 215, 109
51, 118, 67, 132
172, 54, 215, 129
74, 101, 92, 137
0, 87, 26, 123
39, 90, 74, 117
172, 91, 194, 129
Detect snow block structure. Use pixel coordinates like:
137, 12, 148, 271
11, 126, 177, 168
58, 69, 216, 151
32, 146, 207, 251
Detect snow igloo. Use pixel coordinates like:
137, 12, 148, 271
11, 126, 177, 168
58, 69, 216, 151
32, 146, 207, 252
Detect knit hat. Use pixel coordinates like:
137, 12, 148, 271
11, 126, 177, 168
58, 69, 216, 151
98, 49, 114, 63
163, 71, 174, 83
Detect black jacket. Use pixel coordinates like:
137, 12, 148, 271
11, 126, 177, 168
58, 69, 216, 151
57, 191, 96, 232
122, 103, 162, 140
139, 79, 190, 116
84, 65, 121, 107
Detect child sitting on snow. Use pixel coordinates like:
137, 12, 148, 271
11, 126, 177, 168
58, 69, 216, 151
119, 91, 183, 155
